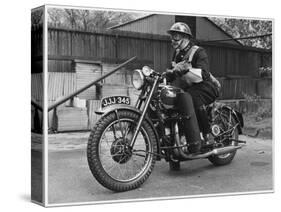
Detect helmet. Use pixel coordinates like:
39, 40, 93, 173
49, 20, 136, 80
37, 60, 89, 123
167, 22, 192, 37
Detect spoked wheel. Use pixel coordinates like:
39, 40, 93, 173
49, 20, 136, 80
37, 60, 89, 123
208, 109, 238, 166
87, 110, 157, 192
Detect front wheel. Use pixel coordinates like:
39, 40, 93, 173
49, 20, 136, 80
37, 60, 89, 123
87, 110, 157, 192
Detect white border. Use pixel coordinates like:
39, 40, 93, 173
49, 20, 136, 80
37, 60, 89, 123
46, 190, 273, 207
45, 4, 273, 21
42, 4, 274, 207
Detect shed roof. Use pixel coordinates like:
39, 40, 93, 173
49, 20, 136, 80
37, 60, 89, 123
110, 14, 242, 45
110, 14, 155, 29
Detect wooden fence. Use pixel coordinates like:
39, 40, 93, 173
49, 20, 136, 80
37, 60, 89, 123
31, 26, 273, 101
32, 26, 271, 76
31, 26, 272, 132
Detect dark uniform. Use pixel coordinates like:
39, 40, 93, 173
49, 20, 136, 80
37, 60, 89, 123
168, 42, 218, 145
171, 42, 218, 108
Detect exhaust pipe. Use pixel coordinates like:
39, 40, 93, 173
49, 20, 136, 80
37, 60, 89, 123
173, 123, 243, 160
213, 145, 242, 155
184, 145, 242, 159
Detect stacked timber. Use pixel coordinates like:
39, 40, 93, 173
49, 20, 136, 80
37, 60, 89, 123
74, 60, 102, 100
87, 100, 101, 129
31, 73, 43, 102
56, 107, 88, 131
48, 72, 76, 101
101, 63, 131, 99
48, 99, 71, 131
103, 64, 128, 85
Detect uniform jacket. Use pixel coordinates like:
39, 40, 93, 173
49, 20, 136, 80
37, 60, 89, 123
171, 42, 211, 81
170, 42, 211, 90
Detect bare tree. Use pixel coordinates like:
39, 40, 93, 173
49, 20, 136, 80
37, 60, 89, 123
210, 17, 272, 49
48, 8, 144, 30
48, 8, 65, 26
77, 10, 93, 31
31, 9, 43, 26
64, 9, 80, 28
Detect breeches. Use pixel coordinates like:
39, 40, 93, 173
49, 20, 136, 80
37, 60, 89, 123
185, 81, 218, 108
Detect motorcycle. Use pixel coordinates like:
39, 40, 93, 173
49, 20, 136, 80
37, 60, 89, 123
87, 66, 245, 192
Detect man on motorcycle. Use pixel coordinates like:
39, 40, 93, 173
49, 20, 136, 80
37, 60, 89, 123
166, 22, 220, 153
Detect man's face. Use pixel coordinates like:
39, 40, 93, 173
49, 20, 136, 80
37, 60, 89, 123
170, 32, 183, 49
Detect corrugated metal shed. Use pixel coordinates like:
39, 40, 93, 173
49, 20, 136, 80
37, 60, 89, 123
110, 14, 241, 45
196, 17, 242, 45
111, 14, 175, 35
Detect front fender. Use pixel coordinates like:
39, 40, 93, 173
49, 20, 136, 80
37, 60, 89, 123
95, 104, 161, 160
95, 104, 139, 116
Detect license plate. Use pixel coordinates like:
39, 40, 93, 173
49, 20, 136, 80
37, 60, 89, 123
101, 96, 131, 108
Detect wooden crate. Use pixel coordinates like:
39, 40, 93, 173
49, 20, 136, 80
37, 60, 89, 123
56, 107, 88, 131
102, 84, 129, 98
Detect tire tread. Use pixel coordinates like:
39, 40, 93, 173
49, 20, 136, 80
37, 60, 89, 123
87, 110, 157, 192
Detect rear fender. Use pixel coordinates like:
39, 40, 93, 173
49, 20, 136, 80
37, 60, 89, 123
221, 105, 244, 134
95, 104, 161, 159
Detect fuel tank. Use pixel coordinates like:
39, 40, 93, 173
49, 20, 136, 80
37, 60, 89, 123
159, 85, 183, 109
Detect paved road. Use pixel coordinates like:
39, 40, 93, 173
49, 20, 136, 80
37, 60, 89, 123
43, 133, 272, 205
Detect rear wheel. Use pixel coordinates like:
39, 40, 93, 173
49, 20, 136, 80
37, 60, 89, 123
87, 110, 157, 192
208, 109, 238, 166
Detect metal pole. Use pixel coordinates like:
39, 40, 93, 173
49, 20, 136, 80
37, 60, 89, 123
201, 33, 272, 43
48, 56, 137, 112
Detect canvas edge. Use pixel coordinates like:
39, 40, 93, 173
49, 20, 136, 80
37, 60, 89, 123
31, 5, 45, 206
30, 3, 274, 207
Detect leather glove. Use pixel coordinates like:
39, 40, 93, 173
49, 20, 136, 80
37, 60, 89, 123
173, 61, 190, 77
165, 69, 176, 82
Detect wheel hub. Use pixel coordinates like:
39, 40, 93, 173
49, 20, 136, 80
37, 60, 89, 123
110, 138, 132, 164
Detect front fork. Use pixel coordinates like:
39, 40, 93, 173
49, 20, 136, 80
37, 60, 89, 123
129, 76, 159, 148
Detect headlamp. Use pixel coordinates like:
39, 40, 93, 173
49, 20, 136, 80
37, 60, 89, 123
132, 69, 144, 90
142, 66, 153, 77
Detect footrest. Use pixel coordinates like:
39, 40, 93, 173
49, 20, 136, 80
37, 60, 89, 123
230, 138, 246, 144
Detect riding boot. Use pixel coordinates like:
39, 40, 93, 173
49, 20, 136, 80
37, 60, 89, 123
177, 92, 201, 153
196, 105, 211, 138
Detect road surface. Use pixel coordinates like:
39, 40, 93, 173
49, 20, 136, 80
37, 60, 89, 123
33, 132, 273, 205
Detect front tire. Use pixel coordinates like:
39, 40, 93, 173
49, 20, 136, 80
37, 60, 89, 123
87, 110, 157, 192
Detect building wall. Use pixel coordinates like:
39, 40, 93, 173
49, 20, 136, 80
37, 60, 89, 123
155, 15, 175, 35
175, 16, 197, 38
115, 15, 240, 46
196, 17, 239, 45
